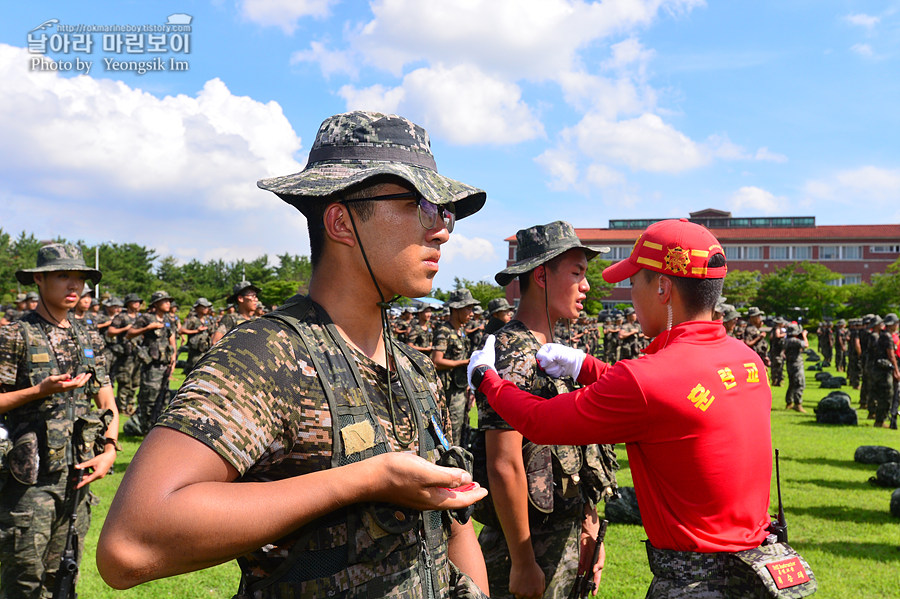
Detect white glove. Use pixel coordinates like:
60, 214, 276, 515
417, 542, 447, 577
467, 334, 497, 390
536, 343, 586, 379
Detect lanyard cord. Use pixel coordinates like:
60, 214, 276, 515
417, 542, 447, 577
342, 205, 417, 447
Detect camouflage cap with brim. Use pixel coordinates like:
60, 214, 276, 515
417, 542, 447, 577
257, 111, 486, 220
15, 243, 102, 285
24, 292, 39, 301
487, 297, 513, 315
227, 280, 261, 304
194, 297, 213, 308
495, 221, 607, 287
446, 288, 480, 310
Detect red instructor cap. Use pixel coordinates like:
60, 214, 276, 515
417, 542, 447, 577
603, 219, 727, 283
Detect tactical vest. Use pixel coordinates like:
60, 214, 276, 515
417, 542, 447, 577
471, 369, 617, 529
435, 323, 469, 391
237, 296, 453, 599
5, 317, 110, 479
136, 314, 174, 364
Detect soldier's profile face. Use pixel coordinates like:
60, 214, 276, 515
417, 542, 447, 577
546, 249, 589, 322
356, 182, 450, 299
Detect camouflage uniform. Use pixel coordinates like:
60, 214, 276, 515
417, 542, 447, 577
768, 320, 786, 387
784, 329, 806, 408
870, 320, 897, 425
847, 321, 861, 388
433, 321, 471, 445
834, 320, 848, 372
817, 323, 833, 367
157, 295, 472, 598
0, 313, 111, 599
473, 321, 617, 599
126, 300, 175, 436
618, 319, 641, 360
182, 311, 216, 374
409, 318, 435, 353
108, 310, 140, 413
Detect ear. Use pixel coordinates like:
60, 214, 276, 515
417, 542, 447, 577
657, 275, 673, 304
323, 202, 356, 249
533, 265, 547, 290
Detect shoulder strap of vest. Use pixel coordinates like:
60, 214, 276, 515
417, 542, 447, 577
18, 319, 59, 388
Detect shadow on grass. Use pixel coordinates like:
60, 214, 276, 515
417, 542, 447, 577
790, 504, 894, 525
801, 540, 900, 561
794, 477, 885, 492
780, 455, 875, 471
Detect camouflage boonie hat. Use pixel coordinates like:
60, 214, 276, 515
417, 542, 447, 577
15, 293, 26, 302
149, 290, 173, 306
227, 280, 261, 303
446, 288, 479, 310
123, 293, 143, 305
24, 291, 39, 301
487, 297, 513, 315
723, 306, 740, 322
624, 307, 635, 316
747, 307, 764, 318
15, 243, 101, 285
257, 111, 486, 220
105, 297, 124, 308
883, 313, 898, 326
495, 221, 607, 287
194, 297, 212, 308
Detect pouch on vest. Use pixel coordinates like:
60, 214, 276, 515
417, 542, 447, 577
875, 358, 893, 370
732, 542, 817, 598
523, 443, 554, 514
551, 444, 583, 499
75, 409, 114, 463
44, 417, 73, 473
9, 429, 39, 485
135, 345, 152, 365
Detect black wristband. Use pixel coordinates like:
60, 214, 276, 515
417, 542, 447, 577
471, 364, 491, 390
103, 437, 122, 452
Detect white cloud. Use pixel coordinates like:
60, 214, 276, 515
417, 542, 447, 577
804, 166, 900, 203
239, 0, 336, 34
291, 41, 358, 78
340, 64, 544, 145
754, 147, 788, 163
0, 43, 309, 264
570, 112, 708, 173
851, 43, 874, 57
441, 233, 497, 264
586, 164, 626, 187
729, 186, 783, 214
844, 13, 880, 29
534, 147, 582, 191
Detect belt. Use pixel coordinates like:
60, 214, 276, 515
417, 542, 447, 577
645, 541, 733, 581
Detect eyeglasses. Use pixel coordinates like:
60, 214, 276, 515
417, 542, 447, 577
344, 192, 455, 233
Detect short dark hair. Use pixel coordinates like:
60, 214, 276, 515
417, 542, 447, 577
306, 180, 400, 268
668, 252, 726, 312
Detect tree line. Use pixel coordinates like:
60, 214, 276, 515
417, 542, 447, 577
4, 229, 898, 321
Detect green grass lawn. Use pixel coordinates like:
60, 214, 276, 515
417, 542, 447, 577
79, 353, 899, 597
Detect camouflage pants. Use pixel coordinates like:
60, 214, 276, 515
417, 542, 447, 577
870, 367, 894, 424
113, 353, 140, 412
859, 366, 870, 411
819, 345, 832, 367
0, 472, 92, 599
847, 352, 860, 387
477, 509, 581, 599
834, 346, 845, 371
446, 385, 469, 447
769, 355, 784, 386
644, 543, 770, 599
785, 362, 805, 406
126, 362, 170, 436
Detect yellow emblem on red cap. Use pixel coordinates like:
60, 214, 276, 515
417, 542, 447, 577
665, 246, 691, 275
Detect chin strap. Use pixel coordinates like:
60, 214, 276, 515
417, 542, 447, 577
343, 204, 417, 447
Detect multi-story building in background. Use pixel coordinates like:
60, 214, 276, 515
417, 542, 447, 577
503, 209, 900, 308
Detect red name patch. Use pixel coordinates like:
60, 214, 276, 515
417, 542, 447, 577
765, 557, 809, 589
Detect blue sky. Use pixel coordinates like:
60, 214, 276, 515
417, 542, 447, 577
1, 1, 898, 292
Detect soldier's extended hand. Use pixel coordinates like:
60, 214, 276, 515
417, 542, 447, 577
76, 446, 116, 488
369, 452, 487, 511
37, 372, 92, 399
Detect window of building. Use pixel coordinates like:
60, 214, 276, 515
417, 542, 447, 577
770, 246, 789, 260
819, 245, 839, 260
841, 246, 862, 260
615, 279, 632, 288
743, 246, 762, 260
869, 245, 899, 254
791, 246, 812, 260
843, 274, 862, 285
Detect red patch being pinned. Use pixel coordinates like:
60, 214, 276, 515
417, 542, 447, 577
765, 557, 809, 589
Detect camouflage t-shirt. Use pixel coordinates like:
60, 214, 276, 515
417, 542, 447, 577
157, 308, 452, 584
0, 312, 111, 394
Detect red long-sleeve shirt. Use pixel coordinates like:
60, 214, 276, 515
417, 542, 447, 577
480, 321, 773, 552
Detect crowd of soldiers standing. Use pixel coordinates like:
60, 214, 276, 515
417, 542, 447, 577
1, 280, 272, 437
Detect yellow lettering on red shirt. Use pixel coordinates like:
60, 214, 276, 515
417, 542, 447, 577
687, 383, 715, 411
744, 362, 760, 383
717, 367, 737, 390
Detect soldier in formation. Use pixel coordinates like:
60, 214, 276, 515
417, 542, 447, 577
783, 323, 808, 412
211, 281, 260, 345
0, 243, 119, 598
475, 221, 616, 599
432, 288, 479, 445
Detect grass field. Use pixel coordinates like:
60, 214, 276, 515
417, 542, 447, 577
77, 347, 899, 598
